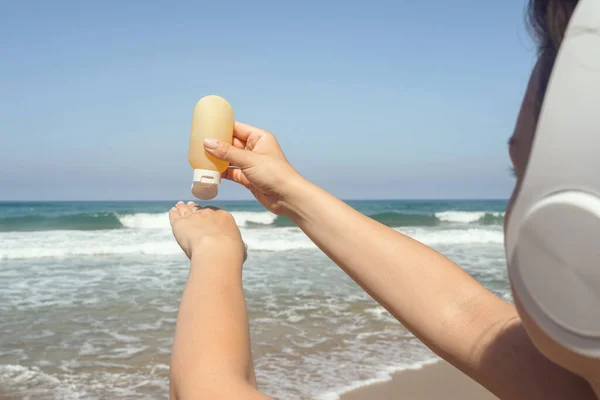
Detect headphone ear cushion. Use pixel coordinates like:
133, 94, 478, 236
510, 191, 600, 356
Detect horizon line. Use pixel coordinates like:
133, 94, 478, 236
0, 198, 510, 203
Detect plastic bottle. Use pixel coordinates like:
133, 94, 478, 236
189, 95, 234, 200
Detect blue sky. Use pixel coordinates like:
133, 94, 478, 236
0, 0, 536, 200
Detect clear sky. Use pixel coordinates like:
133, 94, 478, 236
0, 0, 537, 201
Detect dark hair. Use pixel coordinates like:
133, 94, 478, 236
527, 0, 578, 111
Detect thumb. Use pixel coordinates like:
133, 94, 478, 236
204, 138, 255, 169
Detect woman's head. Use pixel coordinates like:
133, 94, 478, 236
507, 2, 578, 205
506, 0, 600, 381
508, 0, 579, 186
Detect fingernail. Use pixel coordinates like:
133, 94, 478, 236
204, 138, 218, 149
177, 201, 184, 205
170, 207, 177, 212
187, 201, 195, 205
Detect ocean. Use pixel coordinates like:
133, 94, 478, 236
0, 200, 510, 399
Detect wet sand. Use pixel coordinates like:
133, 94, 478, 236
341, 361, 498, 400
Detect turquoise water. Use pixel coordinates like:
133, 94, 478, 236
0, 200, 506, 231
0, 200, 509, 399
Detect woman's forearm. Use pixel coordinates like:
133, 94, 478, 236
283, 178, 516, 369
170, 243, 258, 399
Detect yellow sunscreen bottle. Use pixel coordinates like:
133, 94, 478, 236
189, 95, 234, 200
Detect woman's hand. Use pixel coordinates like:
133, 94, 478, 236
169, 201, 246, 261
203, 121, 305, 215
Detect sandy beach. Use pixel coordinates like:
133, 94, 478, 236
341, 361, 498, 400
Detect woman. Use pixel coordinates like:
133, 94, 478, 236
168, 0, 599, 398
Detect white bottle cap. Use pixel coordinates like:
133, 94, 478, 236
191, 169, 221, 200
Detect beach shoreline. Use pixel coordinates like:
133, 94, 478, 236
338, 360, 498, 400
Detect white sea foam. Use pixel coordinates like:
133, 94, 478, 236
404, 227, 504, 245
0, 364, 60, 388
0, 225, 504, 260
0, 235, 183, 259
435, 211, 504, 224
105, 345, 150, 359
118, 213, 171, 229
314, 358, 441, 400
364, 306, 394, 322
115, 211, 277, 230
0, 364, 169, 399
502, 291, 514, 303
231, 211, 278, 226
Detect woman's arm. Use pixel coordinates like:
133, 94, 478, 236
285, 178, 512, 363
169, 202, 271, 400
282, 178, 593, 399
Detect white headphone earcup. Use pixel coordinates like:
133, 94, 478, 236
509, 191, 600, 357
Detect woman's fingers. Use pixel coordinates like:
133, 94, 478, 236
233, 121, 266, 141
232, 137, 246, 149
204, 139, 257, 168
223, 167, 251, 189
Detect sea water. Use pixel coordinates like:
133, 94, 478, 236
0, 200, 509, 399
